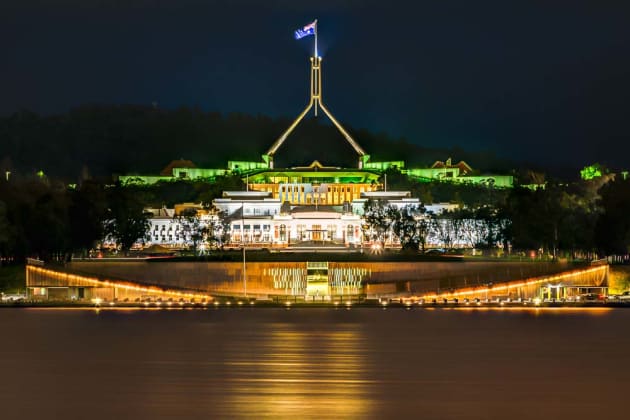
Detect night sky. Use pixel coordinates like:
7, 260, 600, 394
2, 0, 630, 169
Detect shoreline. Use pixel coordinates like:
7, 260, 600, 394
1, 300, 628, 310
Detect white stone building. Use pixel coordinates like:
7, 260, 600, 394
135, 191, 462, 250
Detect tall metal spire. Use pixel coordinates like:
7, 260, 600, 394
263, 22, 368, 169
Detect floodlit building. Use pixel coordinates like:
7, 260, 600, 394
135, 190, 460, 250
119, 41, 513, 192
116, 27, 512, 251
213, 191, 363, 247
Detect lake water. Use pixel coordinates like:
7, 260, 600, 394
0, 307, 628, 419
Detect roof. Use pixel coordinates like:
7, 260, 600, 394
160, 159, 197, 176
291, 160, 338, 170
222, 191, 272, 199
290, 205, 340, 214
361, 191, 411, 199
430, 158, 473, 174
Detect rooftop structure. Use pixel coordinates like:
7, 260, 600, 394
262, 55, 368, 169
118, 23, 513, 192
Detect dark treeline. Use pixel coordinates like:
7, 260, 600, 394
501, 178, 625, 257
1, 171, 630, 265
0, 174, 244, 263
1, 105, 523, 180
383, 168, 630, 257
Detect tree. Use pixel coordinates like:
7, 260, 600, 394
430, 210, 457, 249
177, 207, 206, 255
104, 184, 151, 254
363, 199, 393, 246
595, 178, 630, 255
68, 181, 107, 257
474, 206, 500, 250
28, 190, 70, 261
389, 204, 429, 252
0, 201, 10, 263
452, 208, 478, 249
199, 175, 246, 206
206, 209, 231, 250
502, 186, 556, 255
580, 163, 604, 181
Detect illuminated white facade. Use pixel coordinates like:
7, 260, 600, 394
135, 191, 465, 250
213, 192, 364, 247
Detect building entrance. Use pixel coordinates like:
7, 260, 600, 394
306, 261, 328, 297
311, 225, 323, 241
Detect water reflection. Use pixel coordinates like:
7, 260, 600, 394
223, 324, 372, 418
3, 308, 630, 419
449, 306, 612, 314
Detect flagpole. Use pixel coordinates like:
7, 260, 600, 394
313, 19, 319, 117
314, 19, 318, 58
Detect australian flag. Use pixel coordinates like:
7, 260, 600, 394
294, 21, 316, 40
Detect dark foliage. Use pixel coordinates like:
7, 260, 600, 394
0, 105, 519, 180
595, 178, 630, 254
1, 172, 629, 261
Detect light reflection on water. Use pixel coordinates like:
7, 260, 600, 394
222, 326, 372, 418
1, 308, 630, 419
448, 306, 612, 314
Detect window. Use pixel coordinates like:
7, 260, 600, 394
328, 225, 337, 240
297, 224, 306, 240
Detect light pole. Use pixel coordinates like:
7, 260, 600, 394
242, 202, 247, 298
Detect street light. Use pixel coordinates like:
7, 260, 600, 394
241, 201, 247, 298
